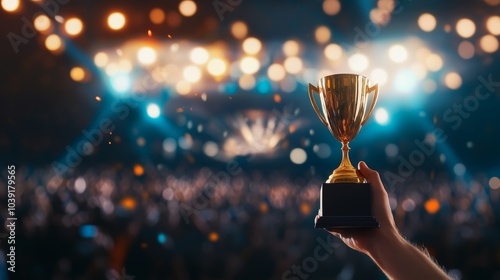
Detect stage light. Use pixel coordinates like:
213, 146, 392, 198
179, 0, 197, 17
290, 148, 307, 164
107, 12, 126, 30
394, 70, 418, 94
70, 67, 86, 82
45, 34, 63, 52
238, 75, 256, 90
315, 25, 331, 44
110, 74, 131, 93
1, 0, 19, 12
323, 0, 341, 15
150, 8, 165, 24
147, 104, 161, 119
283, 40, 300, 56
240, 57, 260, 75
203, 141, 219, 157
231, 21, 248, 39
418, 13, 436, 32
388, 44, 408, 63
374, 108, 389, 125
456, 18, 475, 38
34, 14, 51, 32
207, 58, 227, 76
444, 72, 462, 89
486, 16, 500, 35
64, 17, 83, 36
176, 80, 191, 95
94, 52, 109, 68
183, 65, 202, 83
324, 43, 343, 60
424, 53, 443, 72
267, 63, 286, 81
348, 53, 369, 72
242, 37, 262, 54
457, 41, 475, 59
137, 47, 157, 65
370, 68, 388, 86
284, 56, 303, 74
190, 47, 209, 64
479, 34, 499, 53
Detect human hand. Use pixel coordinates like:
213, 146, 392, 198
315, 161, 399, 255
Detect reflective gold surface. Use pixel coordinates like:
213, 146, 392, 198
308, 74, 378, 183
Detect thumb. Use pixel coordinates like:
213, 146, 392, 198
358, 161, 384, 193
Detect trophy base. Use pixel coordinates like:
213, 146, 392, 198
315, 216, 379, 229
316, 183, 380, 229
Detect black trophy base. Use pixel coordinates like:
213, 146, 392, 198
315, 183, 380, 229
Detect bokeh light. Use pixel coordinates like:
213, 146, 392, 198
489, 177, 500, 189
207, 58, 227, 76
283, 40, 300, 56
183, 65, 202, 83
240, 57, 260, 75
34, 14, 51, 32
94, 52, 109, 68
146, 103, 161, 119
242, 37, 262, 55
179, 1, 197, 17
230, 21, 248, 39
238, 75, 256, 90
133, 164, 144, 176
176, 80, 192, 95
324, 43, 343, 60
394, 70, 418, 93
208, 232, 219, 242
284, 56, 303, 74
457, 41, 475, 59
267, 64, 286, 81
315, 26, 331, 44
70, 67, 86, 82
111, 74, 131, 93
425, 198, 441, 214
370, 68, 388, 86
64, 17, 83, 36
45, 34, 63, 52
453, 163, 466, 176
1, 0, 19, 12
290, 148, 307, 164
107, 12, 126, 30
456, 18, 476, 38
479, 34, 499, 53
348, 53, 369, 72
486, 16, 500, 35
444, 72, 462, 89
190, 47, 209, 64
323, 0, 341, 15
374, 108, 389, 125
418, 13, 437, 32
385, 144, 399, 157
150, 8, 165, 24
425, 53, 443, 71
203, 141, 218, 157
388, 44, 408, 63
137, 47, 157, 65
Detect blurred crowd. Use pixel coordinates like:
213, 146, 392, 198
1, 164, 500, 280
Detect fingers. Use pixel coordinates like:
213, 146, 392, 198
358, 161, 385, 197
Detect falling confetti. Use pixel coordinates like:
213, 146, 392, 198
168, 34, 172, 38
95, 96, 101, 101
148, 29, 152, 37
177, 107, 184, 113
201, 93, 207, 101
116, 49, 123, 56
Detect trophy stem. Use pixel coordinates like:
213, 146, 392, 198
327, 141, 365, 183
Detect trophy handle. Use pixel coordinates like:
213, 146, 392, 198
308, 83, 329, 127
361, 84, 379, 126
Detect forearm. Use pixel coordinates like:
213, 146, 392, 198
367, 229, 451, 280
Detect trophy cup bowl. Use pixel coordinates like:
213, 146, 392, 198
309, 73, 380, 229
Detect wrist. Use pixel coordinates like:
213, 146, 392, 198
365, 226, 406, 259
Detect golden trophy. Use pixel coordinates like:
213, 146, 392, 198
308, 73, 380, 228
